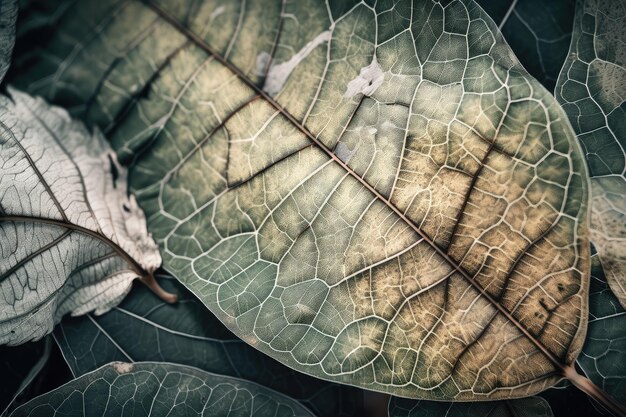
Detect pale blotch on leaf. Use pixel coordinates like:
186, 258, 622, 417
344, 56, 385, 98
263, 30, 331, 96
111, 362, 134, 374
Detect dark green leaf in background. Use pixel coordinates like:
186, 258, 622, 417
0, 338, 50, 415
555, 0, 626, 310
9, 362, 316, 417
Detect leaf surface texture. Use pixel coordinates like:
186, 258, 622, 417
580, 254, 626, 403
13, 0, 590, 399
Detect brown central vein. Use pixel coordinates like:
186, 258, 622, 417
141, 0, 568, 372
0, 214, 144, 278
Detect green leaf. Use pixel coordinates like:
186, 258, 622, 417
8, 362, 316, 417
555, 0, 626, 309
12, 0, 591, 400
53, 274, 365, 417
476, 0, 575, 91
388, 395, 552, 417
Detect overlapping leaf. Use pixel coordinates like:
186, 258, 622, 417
53, 275, 365, 417
12, 0, 591, 401
555, 0, 626, 309
0, 89, 166, 345
8, 362, 316, 417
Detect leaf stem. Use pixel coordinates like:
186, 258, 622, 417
140, 272, 177, 303
564, 364, 626, 417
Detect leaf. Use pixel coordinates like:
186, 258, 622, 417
579, 254, 626, 403
388, 395, 553, 417
0, 88, 175, 346
12, 0, 591, 401
8, 362, 316, 417
476, 0, 575, 91
0, 0, 16, 83
555, 0, 626, 310
53, 274, 365, 417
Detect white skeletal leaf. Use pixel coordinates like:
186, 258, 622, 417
0, 88, 165, 345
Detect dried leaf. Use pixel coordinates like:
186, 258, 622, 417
0, 89, 167, 345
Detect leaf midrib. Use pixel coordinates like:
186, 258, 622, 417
141, 0, 568, 373
1, 214, 144, 277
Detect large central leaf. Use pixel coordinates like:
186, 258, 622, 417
14, 0, 590, 400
